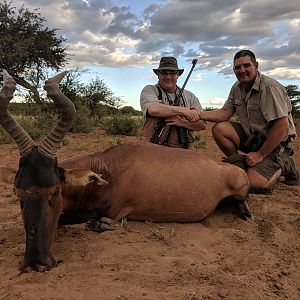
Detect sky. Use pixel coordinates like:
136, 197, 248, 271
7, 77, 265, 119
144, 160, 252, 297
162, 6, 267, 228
13, 0, 300, 110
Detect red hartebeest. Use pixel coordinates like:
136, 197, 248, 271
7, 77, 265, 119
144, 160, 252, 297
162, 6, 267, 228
0, 71, 252, 272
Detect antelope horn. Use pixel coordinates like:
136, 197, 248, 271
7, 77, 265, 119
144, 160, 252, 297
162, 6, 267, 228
38, 71, 76, 158
0, 70, 35, 157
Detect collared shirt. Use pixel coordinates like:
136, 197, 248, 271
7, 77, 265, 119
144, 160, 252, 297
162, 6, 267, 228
222, 73, 296, 139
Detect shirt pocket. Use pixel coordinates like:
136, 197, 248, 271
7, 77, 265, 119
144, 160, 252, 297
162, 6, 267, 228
247, 99, 265, 125
233, 98, 247, 118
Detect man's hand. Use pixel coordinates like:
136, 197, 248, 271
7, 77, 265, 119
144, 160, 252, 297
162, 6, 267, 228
165, 116, 185, 126
190, 106, 233, 123
181, 107, 201, 122
165, 115, 206, 131
245, 151, 264, 167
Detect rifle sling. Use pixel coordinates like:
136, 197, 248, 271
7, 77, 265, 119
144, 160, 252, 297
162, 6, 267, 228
157, 86, 190, 147
157, 85, 186, 107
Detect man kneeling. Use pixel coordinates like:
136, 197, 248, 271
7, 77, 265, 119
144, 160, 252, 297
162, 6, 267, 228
197, 49, 299, 194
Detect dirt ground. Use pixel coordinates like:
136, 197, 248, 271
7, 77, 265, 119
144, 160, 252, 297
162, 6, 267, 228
0, 123, 299, 300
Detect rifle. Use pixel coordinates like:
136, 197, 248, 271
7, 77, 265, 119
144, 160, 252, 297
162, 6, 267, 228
151, 59, 198, 147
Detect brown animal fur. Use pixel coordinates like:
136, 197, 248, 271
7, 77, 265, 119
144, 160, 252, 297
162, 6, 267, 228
58, 141, 250, 222
0, 142, 250, 223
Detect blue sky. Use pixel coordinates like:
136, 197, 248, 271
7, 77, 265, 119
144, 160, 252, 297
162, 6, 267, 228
14, 0, 300, 110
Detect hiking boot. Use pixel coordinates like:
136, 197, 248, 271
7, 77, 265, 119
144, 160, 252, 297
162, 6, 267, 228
284, 157, 299, 186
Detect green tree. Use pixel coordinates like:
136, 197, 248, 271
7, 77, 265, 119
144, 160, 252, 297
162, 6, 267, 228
120, 106, 136, 115
120, 106, 143, 116
285, 85, 300, 116
58, 68, 85, 101
81, 76, 123, 116
0, 1, 68, 103
58, 69, 122, 120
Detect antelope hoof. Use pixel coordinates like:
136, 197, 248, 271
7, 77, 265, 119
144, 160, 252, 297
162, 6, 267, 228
239, 201, 254, 222
86, 217, 118, 232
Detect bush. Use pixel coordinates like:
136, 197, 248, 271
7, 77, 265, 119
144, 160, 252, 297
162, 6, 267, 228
101, 114, 142, 136
108, 137, 122, 146
120, 106, 143, 116
34, 112, 59, 139
0, 110, 88, 144
0, 114, 49, 143
192, 133, 206, 151
71, 105, 95, 133
0, 126, 12, 143
120, 106, 136, 115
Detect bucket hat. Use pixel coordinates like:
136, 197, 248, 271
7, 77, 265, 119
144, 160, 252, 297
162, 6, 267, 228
153, 57, 184, 76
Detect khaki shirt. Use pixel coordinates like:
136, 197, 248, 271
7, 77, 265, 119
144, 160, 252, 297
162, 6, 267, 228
223, 73, 296, 140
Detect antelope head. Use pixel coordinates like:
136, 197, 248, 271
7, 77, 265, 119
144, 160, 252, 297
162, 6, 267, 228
0, 70, 76, 272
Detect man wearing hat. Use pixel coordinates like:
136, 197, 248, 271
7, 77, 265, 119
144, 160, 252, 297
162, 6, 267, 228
140, 57, 205, 148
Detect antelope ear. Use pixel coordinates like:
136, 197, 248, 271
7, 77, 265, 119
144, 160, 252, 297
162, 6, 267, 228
62, 168, 108, 187
0, 167, 17, 184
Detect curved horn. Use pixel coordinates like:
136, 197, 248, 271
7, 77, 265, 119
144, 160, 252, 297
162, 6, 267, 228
0, 70, 35, 157
38, 71, 76, 158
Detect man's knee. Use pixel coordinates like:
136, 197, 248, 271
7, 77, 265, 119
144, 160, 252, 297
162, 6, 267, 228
212, 121, 239, 142
212, 121, 229, 139
212, 121, 226, 134
212, 122, 241, 156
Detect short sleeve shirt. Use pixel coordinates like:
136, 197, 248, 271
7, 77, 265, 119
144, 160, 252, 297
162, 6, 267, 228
222, 73, 296, 140
140, 84, 203, 117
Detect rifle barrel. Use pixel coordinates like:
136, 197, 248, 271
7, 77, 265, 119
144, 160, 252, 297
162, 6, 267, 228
175, 59, 198, 105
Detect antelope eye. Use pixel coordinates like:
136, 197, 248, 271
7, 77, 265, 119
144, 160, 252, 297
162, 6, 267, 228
48, 186, 61, 207
48, 193, 58, 208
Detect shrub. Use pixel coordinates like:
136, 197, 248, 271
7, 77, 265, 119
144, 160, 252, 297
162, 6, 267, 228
108, 137, 122, 146
120, 106, 142, 116
34, 112, 58, 139
192, 133, 206, 151
71, 105, 95, 133
0, 115, 46, 143
71, 142, 89, 151
120, 106, 136, 115
101, 114, 141, 136
62, 138, 69, 146
0, 126, 12, 143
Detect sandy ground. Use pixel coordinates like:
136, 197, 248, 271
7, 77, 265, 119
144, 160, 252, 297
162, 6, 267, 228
0, 123, 299, 300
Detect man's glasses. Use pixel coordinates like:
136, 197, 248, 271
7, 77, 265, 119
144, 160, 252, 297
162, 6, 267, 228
158, 70, 178, 76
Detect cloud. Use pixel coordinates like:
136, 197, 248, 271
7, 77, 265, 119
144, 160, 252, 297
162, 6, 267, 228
12, 0, 300, 80
265, 68, 300, 80
193, 73, 202, 81
201, 97, 226, 108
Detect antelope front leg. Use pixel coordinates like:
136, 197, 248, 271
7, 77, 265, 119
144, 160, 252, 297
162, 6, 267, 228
239, 199, 254, 221
86, 217, 118, 232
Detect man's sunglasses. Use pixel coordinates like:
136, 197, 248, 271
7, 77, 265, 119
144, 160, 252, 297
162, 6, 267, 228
158, 70, 178, 75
